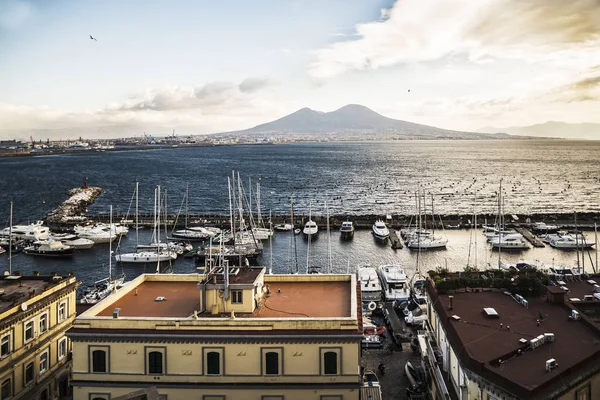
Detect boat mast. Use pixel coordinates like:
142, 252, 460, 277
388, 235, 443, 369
474, 195, 478, 269
135, 182, 139, 248
289, 196, 298, 274
185, 182, 189, 229
498, 179, 503, 270
306, 201, 312, 274
156, 185, 161, 273
228, 177, 235, 253
269, 210, 273, 275
326, 200, 332, 274
8, 201, 12, 275
595, 223, 598, 274
257, 177, 262, 228
109, 204, 113, 285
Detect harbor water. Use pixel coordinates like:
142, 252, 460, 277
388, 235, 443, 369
1, 140, 599, 288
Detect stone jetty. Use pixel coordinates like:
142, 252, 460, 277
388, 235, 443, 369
45, 185, 103, 225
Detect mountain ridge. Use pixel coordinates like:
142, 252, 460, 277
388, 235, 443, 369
478, 121, 600, 140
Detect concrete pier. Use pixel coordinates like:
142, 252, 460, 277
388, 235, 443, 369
514, 226, 546, 248
389, 230, 403, 249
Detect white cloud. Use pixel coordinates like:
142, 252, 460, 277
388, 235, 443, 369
308, 0, 600, 80
0, 77, 283, 139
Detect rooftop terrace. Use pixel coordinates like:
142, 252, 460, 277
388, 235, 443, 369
0, 275, 75, 315
428, 277, 600, 399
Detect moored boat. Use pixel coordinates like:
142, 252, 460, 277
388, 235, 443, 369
24, 240, 73, 257
357, 266, 383, 305
372, 220, 390, 240
377, 264, 410, 302
340, 221, 355, 240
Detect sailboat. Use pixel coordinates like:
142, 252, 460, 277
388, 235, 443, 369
251, 177, 273, 240
405, 192, 447, 249
80, 205, 126, 304
115, 185, 178, 264
303, 202, 319, 236
171, 183, 212, 241
489, 180, 530, 251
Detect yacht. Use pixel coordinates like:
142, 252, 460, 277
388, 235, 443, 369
406, 233, 447, 249
115, 250, 177, 264
0, 221, 50, 241
303, 220, 319, 236
76, 226, 117, 243
357, 266, 383, 304
548, 234, 595, 249
24, 240, 73, 257
531, 222, 559, 233
340, 221, 355, 240
62, 238, 95, 249
372, 220, 390, 240
377, 264, 410, 302
490, 235, 530, 250
171, 228, 211, 241
274, 223, 293, 231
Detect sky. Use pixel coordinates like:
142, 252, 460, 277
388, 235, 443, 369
1, 0, 600, 139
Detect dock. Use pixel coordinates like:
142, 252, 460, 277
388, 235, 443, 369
389, 230, 403, 249
515, 226, 546, 248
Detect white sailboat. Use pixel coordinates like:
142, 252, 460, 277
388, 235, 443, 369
115, 185, 177, 264
303, 202, 319, 236
80, 206, 126, 304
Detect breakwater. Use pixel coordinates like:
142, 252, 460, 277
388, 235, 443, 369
45, 185, 103, 225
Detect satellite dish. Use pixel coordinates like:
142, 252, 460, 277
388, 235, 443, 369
21, 303, 28, 311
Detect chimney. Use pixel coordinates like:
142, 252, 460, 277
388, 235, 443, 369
448, 296, 454, 310
113, 308, 120, 318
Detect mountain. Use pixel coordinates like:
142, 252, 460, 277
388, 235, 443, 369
216, 104, 510, 140
478, 121, 600, 140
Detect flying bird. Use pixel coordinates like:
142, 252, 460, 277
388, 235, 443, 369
89, 35, 97, 41
408, 89, 411, 92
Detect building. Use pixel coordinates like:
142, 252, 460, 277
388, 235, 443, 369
422, 274, 600, 400
0, 274, 78, 400
68, 267, 362, 400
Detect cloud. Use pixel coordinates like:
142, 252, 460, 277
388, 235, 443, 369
115, 77, 275, 112
0, 0, 32, 30
0, 77, 283, 139
239, 77, 276, 93
308, 0, 600, 80
552, 75, 600, 103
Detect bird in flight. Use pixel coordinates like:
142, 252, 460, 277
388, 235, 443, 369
89, 35, 97, 41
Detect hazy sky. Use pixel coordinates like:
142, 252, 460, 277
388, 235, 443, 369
1, 0, 599, 139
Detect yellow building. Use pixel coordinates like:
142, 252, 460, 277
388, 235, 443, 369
68, 267, 362, 400
0, 274, 78, 400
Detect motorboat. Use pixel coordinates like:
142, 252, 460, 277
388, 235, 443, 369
62, 238, 95, 249
531, 222, 559, 233
80, 274, 126, 304
24, 240, 73, 257
188, 226, 221, 237
251, 227, 273, 240
361, 335, 383, 349
76, 226, 117, 243
548, 234, 595, 249
75, 223, 128, 237
405, 360, 428, 393
360, 370, 382, 400
294, 228, 301, 235
0, 221, 50, 241
137, 241, 193, 254
340, 221, 355, 240
50, 233, 78, 241
372, 220, 390, 240
171, 228, 211, 241
115, 250, 177, 263
193, 243, 262, 266
499, 259, 535, 271
490, 235, 530, 250
377, 264, 410, 302
406, 234, 447, 249
303, 220, 318, 236
357, 266, 383, 304
274, 223, 293, 231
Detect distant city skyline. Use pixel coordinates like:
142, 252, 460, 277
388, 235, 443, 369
1, 0, 599, 139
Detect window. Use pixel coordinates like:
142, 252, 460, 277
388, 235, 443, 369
91, 396, 110, 400
24, 320, 34, 343
0, 332, 11, 358
39, 349, 49, 374
1, 378, 11, 400
148, 351, 163, 374
576, 384, 591, 400
24, 362, 34, 385
39, 311, 48, 334
40, 388, 48, 400
264, 350, 281, 375
232, 290, 243, 304
206, 351, 220, 375
58, 301, 67, 322
92, 350, 107, 373
324, 351, 338, 375
58, 337, 67, 360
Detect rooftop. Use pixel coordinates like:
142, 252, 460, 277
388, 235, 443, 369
428, 277, 600, 399
92, 273, 353, 319
0, 274, 75, 315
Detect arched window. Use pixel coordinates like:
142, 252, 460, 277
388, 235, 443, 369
92, 350, 106, 373
1, 378, 11, 400
148, 351, 163, 374
265, 352, 279, 375
324, 351, 338, 375
206, 351, 220, 375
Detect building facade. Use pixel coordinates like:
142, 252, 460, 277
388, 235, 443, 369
0, 274, 78, 400
68, 268, 362, 400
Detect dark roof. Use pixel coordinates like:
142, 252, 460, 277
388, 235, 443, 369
0, 275, 72, 314
198, 266, 263, 285
427, 279, 600, 399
